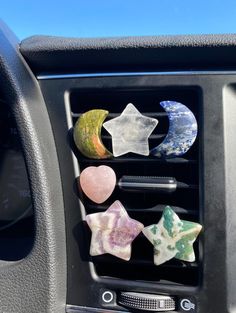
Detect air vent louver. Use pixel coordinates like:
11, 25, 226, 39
70, 88, 201, 286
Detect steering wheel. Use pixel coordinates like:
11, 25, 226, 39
0, 22, 66, 313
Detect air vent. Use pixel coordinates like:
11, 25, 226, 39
70, 88, 201, 286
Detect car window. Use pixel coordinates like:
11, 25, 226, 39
1, 0, 236, 39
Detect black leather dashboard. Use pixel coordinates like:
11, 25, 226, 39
21, 34, 236, 74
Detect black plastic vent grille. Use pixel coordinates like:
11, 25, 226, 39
70, 88, 201, 286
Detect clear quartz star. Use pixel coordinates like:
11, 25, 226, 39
142, 206, 202, 266
86, 200, 144, 260
103, 103, 158, 157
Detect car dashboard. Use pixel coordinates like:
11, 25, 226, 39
0, 22, 235, 313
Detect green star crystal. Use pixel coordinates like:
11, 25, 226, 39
142, 206, 202, 266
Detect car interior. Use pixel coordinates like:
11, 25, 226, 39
0, 20, 235, 313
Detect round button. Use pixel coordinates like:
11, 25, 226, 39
102, 291, 114, 303
180, 299, 195, 311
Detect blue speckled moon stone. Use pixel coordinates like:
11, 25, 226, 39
151, 101, 198, 158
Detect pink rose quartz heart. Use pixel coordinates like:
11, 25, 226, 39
79, 165, 116, 204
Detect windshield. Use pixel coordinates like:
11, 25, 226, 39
1, 0, 236, 39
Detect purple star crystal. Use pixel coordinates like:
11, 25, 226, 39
86, 200, 144, 260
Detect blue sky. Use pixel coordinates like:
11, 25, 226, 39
1, 0, 236, 39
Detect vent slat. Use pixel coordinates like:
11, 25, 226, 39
72, 112, 168, 119
102, 134, 167, 140
80, 157, 197, 164
86, 204, 198, 215
94, 262, 199, 285
92, 257, 198, 268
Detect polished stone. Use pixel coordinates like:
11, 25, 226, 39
151, 101, 198, 158
142, 206, 202, 265
74, 109, 112, 159
86, 200, 144, 260
80, 165, 116, 204
103, 103, 158, 157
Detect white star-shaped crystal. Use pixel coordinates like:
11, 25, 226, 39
103, 103, 158, 157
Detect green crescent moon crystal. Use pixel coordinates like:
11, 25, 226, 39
74, 109, 112, 159
142, 206, 202, 266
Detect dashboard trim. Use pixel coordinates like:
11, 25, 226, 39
37, 70, 236, 80
66, 305, 126, 313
